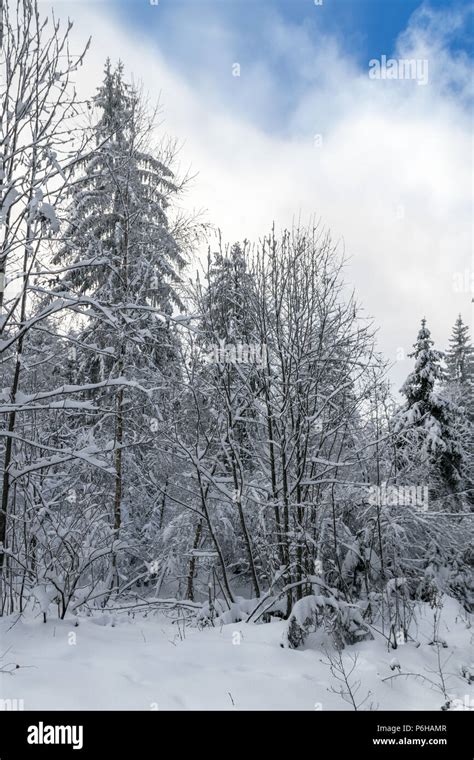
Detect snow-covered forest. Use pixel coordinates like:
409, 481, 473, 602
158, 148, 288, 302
0, 0, 472, 713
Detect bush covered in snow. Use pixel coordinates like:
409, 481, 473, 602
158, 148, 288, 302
283, 593, 373, 650
197, 596, 262, 626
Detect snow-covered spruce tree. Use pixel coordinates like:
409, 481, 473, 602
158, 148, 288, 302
394, 318, 470, 510
53, 61, 188, 590
199, 240, 256, 345
444, 314, 473, 506
446, 314, 473, 389
193, 240, 262, 598
197, 239, 260, 477
154, 240, 263, 604
367, 322, 473, 624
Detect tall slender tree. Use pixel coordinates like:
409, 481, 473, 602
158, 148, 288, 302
446, 314, 473, 388
53, 61, 188, 585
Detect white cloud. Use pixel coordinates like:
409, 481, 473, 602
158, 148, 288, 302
52, 1, 472, 391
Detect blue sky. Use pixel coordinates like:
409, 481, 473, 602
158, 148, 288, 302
115, 0, 473, 62
114, 2, 473, 69
106, 0, 473, 135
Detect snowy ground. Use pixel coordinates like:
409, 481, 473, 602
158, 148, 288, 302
1, 596, 472, 711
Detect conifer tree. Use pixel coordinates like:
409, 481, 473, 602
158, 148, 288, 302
446, 314, 473, 388
444, 314, 473, 505
395, 318, 470, 507
54, 61, 187, 583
